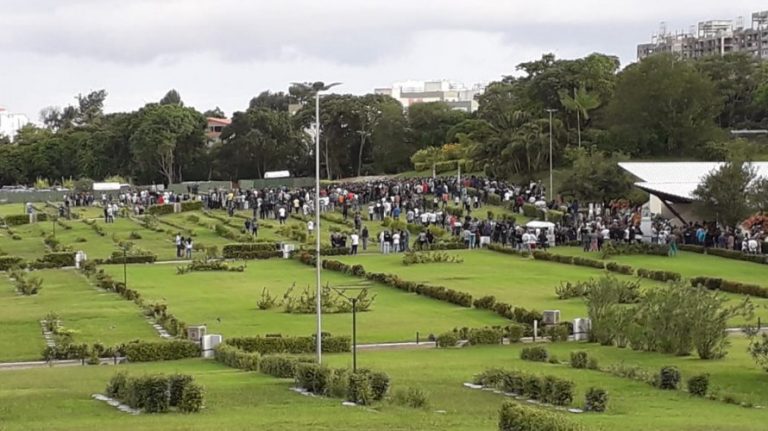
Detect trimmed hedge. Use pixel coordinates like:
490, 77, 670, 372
605, 262, 634, 275
467, 327, 503, 345
436, 331, 459, 348
180, 201, 203, 212
106, 372, 203, 413
101, 252, 157, 264
487, 244, 531, 258
476, 369, 575, 408
690, 276, 768, 298
225, 334, 351, 355
214, 344, 261, 371
123, 340, 201, 362
655, 366, 681, 390
0, 256, 24, 271
261, 354, 307, 378
222, 243, 281, 259
3, 214, 31, 226
38, 252, 76, 267
679, 244, 768, 265
585, 387, 609, 412
636, 268, 682, 282
520, 346, 549, 362
147, 204, 175, 216
687, 374, 709, 397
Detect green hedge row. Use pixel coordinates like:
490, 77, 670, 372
214, 343, 261, 371
294, 363, 390, 405
222, 243, 280, 259
499, 401, 583, 431
0, 256, 24, 270
123, 340, 201, 362
225, 334, 351, 355
38, 252, 76, 267
636, 268, 682, 282
180, 201, 203, 212
147, 205, 176, 216
98, 251, 157, 264
679, 244, 768, 265
105, 371, 203, 413
690, 276, 768, 298
3, 214, 32, 226
487, 244, 531, 258
474, 368, 575, 407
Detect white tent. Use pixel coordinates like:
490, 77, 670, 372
525, 220, 556, 246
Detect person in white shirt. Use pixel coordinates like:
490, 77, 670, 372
392, 232, 400, 253
350, 233, 360, 255
420, 212, 429, 225
278, 207, 287, 224
307, 220, 314, 233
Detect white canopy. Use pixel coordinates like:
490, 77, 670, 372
92, 182, 122, 191
526, 221, 555, 229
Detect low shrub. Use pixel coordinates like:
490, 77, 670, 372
368, 370, 391, 401
125, 374, 171, 413
169, 374, 193, 407
347, 371, 374, 405
215, 344, 261, 371
498, 401, 584, 431
687, 374, 709, 397
225, 335, 350, 355
123, 340, 201, 362
0, 256, 24, 271
222, 243, 280, 259
3, 214, 30, 226
637, 268, 682, 282
570, 351, 589, 369
38, 252, 76, 267
587, 357, 599, 370
584, 387, 608, 412
468, 327, 503, 345
472, 295, 497, 310
147, 204, 175, 216
436, 331, 459, 348
655, 366, 681, 390
105, 371, 129, 400
690, 276, 768, 298
522, 375, 543, 400
295, 363, 331, 395
180, 201, 203, 212
520, 346, 548, 362
392, 387, 428, 409
605, 261, 634, 275
505, 324, 525, 343
179, 382, 204, 413
260, 355, 303, 378
545, 325, 570, 342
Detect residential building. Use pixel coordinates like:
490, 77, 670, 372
637, 10, 768, 61
374, 80, 485, 112
205, 117, 231, 145
0, 108, 30, 141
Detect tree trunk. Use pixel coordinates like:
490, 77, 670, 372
357, 135, 366, 178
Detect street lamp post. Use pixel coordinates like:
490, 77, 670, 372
306, 82, 341, 364
123, 245, 128, 288
331, 286, 364, 372
545, 109, 557, 202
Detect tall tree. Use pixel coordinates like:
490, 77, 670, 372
608, 54, 724, 157
407, 102, 468, 149
203, 107, 226, 119
159, 89, 183, 106
559, 84, 600, 147
692, 159, 756, 227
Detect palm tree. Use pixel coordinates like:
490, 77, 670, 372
559, 84, 600, 148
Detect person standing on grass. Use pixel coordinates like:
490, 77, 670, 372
361, 226, 369, 251
175, 233, 182, 258
278, 206, 287, 224
667, 230, 678, 256
185, 237, 193, 259
392, 230, 400, 253
350, 232, 359, 255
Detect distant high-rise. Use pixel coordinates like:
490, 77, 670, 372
637, 10, 768, 61
374, 80, 485, 112
0, 108, 29, 141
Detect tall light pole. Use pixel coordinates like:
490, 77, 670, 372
305, 81, 341, 364
545, 109, 557, 202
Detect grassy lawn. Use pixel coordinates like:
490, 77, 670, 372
0, 269, 157, 362
337, 249, 767, 327
101, 259, 507, 343
0, 223, 49, 260
0, 340, 766, 431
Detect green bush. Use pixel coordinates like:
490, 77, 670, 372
179, 382, 204, 413
522, 375, 543, 400
605, 262, 634, 275
585, 387, 608, 412
222, 243, 280, 259
637, 268, 682, 282
505, 324, 525, 342
225, 335, 350, 355
328, 368, 350, 398
468, 327, 503, 345
123, 340, 201, 362
180, 201, 203, 212
368, 370, 391, 401
3, 214, 30, 226
687, 374, 709, 397
498, 401, 584, 431
295, 363, 331, 395
547, 377, 574, 406
545, 325, 570, 342
520, 346, 548, 362
127, 375, 171, 413
105, 371, 129, 399
147, 204, 175, 216
214, 344, 261, 371
570, 351, 589, 369
690, 276, 768, 298
392, 387, 428, 409
656, 366, 681, 390
347, 371, 374, 405
38, 252, 76, 267
587, 357, 599, 370
473, 295, 497, 310
436, 331, 459, 348
0, 256, 24, 271
260, 355, 301, 378
169, 374, 194, 407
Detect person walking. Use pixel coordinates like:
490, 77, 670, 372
185, 237, 193, 259
667, 230, 678, 257
361, 226, 369, 251
350, 232, 359, 255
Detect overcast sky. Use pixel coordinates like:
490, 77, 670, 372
1, 0, 766, 120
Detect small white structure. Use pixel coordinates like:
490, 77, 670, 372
201, 334, 222, 358
573, 318, 591, 341
93, 182, 122, 192
281, 243, 295, 259
542, 310, 561, 325
75, 251, 87, 269
265, 170, 291, 179
187, 325, 207, 342
525, 220, 556, 246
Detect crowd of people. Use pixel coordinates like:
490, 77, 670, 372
46, 175, 767, 258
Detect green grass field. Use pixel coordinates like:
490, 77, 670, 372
100, 259, 508, 343
0, 269, 157, 362
0, 340, 766, 431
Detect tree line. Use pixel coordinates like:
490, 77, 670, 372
1, 52, 767, 187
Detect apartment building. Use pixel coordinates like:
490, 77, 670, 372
374, 80, 485, 113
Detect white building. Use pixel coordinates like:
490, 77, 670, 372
374, 80, 485, 112
0, 108, 30, 141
